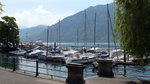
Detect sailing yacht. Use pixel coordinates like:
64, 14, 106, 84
65, 10, 97, 64
99, 4, 110, 58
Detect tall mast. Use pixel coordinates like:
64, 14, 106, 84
58, 20, 61, 48
26, 32, 28, 42
108, 4, 118, 60
50, 29, 53, 47
94, 13, 96, 50
77, 28, 79, 48
57, 23, 59, 47
84, 10, 87, 48
46, 26, 49, 56
107, 4, 110, 55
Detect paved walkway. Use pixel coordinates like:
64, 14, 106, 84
0, 67, 150, 84
86, 76, 150, 84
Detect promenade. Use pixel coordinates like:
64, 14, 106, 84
0, 67, 150, 84
0, 67, 65, 84
86, 76, 150, 84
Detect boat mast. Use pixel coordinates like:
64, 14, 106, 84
107, 4, 119, 60
58, 20, 61, 48
50, 29, 53, 48
107, 4, 110, 55
84, 10, 87, 48
77, 28, 79, 48
49, 29, 52, 49
26, 32, 28, 42
94, 13, 96, 50
57, 22, 59, 47
46, 26, 49, 56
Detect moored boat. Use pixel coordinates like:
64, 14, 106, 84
66, 53, 97, 64
26, 49, 43, 58
8, 50, 25, 56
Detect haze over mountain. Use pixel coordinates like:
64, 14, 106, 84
19, 3, 115, 43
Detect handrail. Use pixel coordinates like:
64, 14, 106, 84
114, 73, 150, 78
18, 58, 36, 62
0, 57, 67, 79
113, 67, 150, 71
19, 64, 36, 68
38, 66, 67, 73
0, 56, 150, 79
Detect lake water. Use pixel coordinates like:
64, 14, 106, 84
43, 42, 120, 49
0, 54, 96, 78
0, 53, 150, 79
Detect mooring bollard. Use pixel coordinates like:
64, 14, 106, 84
13, 58, 16, 71
35, 59, 39, 77
97, 59, 114, 77
66, 63, 85, 84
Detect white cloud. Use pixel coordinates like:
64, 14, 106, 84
35, 5, 52, 15
3, 5, 59, 28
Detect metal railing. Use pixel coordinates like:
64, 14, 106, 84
0, 56, 68, 79
113, 65, 150, 79
1, 56, 150, 79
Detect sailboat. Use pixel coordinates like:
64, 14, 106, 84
99, 4, 110, 58
46, 20, 68, 62
65, 10, 97, 64
57, 20, 61, 50
37, 27, 49, 60
66, 52, 97, 64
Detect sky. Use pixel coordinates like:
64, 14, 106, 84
1, 0, 113, 28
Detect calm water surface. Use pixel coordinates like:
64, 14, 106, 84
43, 42, 120, 49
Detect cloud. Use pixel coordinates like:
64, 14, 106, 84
4, 5, 58, 28
35, 5, 52, 15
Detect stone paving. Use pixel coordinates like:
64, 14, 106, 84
86, 76, 150, 84
0, 68, 65, 84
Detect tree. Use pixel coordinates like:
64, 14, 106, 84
0, 2, 4, 47
0, 16, 20, 51
0, 2, 4, 14
114, 0, 150, 58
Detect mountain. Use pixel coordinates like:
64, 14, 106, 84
19, 3, 115, 43
19, 25, 47, 42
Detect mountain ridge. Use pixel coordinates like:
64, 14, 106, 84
19, 3, 115, 43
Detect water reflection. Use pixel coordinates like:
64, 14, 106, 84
0, 53, 19, 70
113, 65, 150, 79
123, 65, 126, 77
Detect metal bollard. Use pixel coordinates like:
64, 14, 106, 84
13, 58, 16, 71
35, 59, 39, 77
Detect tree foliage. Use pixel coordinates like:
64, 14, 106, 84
114, 0, 150, 58
0, 2, 4, 14
0, 16, 20, 51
